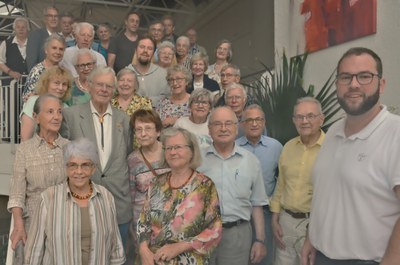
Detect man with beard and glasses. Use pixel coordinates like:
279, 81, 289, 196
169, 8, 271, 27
127, 35, 169, 108
301, 47, 400, 265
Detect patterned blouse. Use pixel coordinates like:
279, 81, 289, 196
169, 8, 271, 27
111, 94, 152, 116
23, 62, 46, 96
7, 134, 69, 230
156, 97, 191, 122
137, 171, 222, 264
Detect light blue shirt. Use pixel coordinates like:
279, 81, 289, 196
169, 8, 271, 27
198, 144, 269, 222
236, 135, 283, 197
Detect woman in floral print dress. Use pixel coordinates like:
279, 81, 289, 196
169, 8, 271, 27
137, 128, 222, 265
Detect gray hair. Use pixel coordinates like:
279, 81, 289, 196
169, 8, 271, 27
224, 83, 247, 101
208, 106, 238, 125
221, 63, 241, 77
189, 88, 212, 107
190, 52, 209, 71
176, 35, 190, 48
87, 65, 117, 88
72, 48, 97, 66
43, 34, 65, 50
242, 104, 265, 120
13, 17, 29, 31
43, 6, 59, 16
75, 22, 95, 36
157, 41, 175, 53
160, 127, 202, 169
293, 97, 322, 115
33, 94, 62, 133
63, 138, 100, 166
166, 64, 192, 84
116, 68, 139, 89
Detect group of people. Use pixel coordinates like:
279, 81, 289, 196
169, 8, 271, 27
3, 4, 400, 265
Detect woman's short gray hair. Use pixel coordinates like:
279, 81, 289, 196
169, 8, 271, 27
44, 34, 65, 50
189, 88, 212, 107
73, 48, 97, 66
63, 138, 100, 166
160, 127, 202, 169
166, 64, 192, 84
157, 41, 175, 53
13, 17, 29, 31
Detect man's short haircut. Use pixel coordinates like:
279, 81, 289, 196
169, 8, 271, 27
242, 104, 265, 120
224, 83, 247, 101
190, 52, 209, 71
87, 65, 117, 88
59, 11, 74, 20
136, 34, 156, 51
75, 22, 94, 36
208, 106, 238, 125
337, 47, 383, 76
125, 11, 141, 21
73, 48, 97, 66
221, 63, 241, 77
293, 96, 323, 115
149, 20, 164, 29
13, 17, 29, 31
162, 15, 174, 25
43, 6, 59, 16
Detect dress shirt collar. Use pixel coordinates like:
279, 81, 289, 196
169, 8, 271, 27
11, 36, 27, 46
89, 100, 113, 117
237, 135, 269, 147
335, 105, 388, 140
33, 133, 65, 148
65, 181, 103, 201
205, 142, 244, 159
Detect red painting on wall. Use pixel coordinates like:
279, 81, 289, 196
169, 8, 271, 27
301, 0, 377, 52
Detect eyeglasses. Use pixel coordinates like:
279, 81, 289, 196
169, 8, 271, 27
293, 113, 321, 122
167, 77, 186, 84
75, 62, 95, 70
159, 52, 174, 57
45, 14, 59, 19
226, 95, 243, 101
220, 73, 236, 78
66, 162, 94, 171
210, 120, 237, 128
164, 144, 191, 152
192, 100, 210, 106
134, 127, 155, 134
241, 117, 264, 124
336, 72, 380, 85
217, 47, 229, 52
93, 82, 114, 90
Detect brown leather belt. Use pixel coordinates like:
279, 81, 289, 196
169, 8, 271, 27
222, 219, 248, 229
284, 208, 310, 219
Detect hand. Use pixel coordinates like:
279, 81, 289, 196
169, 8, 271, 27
272, 215, 285, 250
139, 243, 155, 265
301, 237, 316, 265
9, 70, 22, 80
154, 242, 190, 263
250, 241, 266, 263
162, 117, 178, 128
10, 223, 26, 250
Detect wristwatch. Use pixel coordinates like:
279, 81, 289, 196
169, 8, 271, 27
254, 238, 265, 244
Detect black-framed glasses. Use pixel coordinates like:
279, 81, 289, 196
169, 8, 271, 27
336, 72, 380, 85
209, 120, 237, 128
293, 114, 321, 122
192, 100, 210, 106
241, 117, 264, 124
134, 127, 156, 134
167, 77, 186, 84
75, 62, 95, 70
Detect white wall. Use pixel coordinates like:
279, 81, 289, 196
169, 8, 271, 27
275, 0, 400, 110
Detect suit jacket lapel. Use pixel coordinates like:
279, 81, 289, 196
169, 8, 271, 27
103, 108, 124, 172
